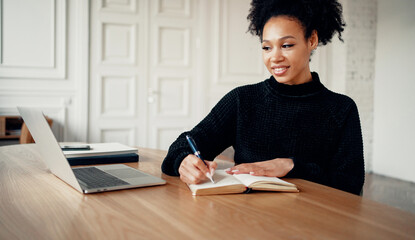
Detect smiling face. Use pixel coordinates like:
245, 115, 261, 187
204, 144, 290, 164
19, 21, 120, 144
262, 16, 318, 85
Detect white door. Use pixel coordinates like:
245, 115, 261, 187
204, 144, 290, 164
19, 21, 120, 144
89, 0, 201, 149
146, 0, 202, 149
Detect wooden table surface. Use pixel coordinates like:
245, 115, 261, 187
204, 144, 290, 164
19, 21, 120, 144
1, 144, 414, 240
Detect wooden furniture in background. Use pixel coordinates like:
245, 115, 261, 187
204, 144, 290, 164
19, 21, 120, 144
0, 116, 23, 140
19, 117, 53, 144
0, 144, 414, 239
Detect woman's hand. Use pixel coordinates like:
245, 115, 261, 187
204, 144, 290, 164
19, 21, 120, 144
226, 158, 294, 177
179, 154, 217, 184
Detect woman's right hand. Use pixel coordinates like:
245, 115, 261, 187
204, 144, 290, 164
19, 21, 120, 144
178, 154, 217, 184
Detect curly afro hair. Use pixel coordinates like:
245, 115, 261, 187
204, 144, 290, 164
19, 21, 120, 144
247, 0, 345, 45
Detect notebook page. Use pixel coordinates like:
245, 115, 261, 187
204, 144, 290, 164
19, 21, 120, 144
188, 170, 242, 190
233, 173, 295, 187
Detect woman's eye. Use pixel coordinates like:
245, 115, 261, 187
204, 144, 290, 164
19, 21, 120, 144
262, 46, 271, 51
282, 44, 294, 48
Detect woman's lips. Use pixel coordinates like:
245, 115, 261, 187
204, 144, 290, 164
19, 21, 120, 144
273, 66, 289, 76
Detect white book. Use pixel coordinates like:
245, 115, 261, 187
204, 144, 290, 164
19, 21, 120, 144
61, 143, 138, 158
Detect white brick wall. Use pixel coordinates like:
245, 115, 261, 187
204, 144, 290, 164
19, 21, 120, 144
343, 0, 377, 172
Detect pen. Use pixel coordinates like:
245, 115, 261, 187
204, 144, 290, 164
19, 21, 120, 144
185, 135, 215, 183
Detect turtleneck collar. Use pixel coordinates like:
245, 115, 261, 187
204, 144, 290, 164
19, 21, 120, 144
265, 72, 326, 97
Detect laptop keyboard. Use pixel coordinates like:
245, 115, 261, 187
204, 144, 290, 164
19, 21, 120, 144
73, 167, 130, 189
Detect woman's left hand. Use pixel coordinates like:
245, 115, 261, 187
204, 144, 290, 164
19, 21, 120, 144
225, 158, 294, 177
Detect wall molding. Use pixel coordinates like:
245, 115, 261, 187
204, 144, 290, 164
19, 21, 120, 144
155, 0, 191, 18
0, 0, 67, 79
100, 0, 137, 14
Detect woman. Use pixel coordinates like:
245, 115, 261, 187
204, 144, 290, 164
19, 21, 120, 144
161, 0, 364, 195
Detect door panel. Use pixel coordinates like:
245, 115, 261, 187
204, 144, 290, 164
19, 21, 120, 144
89, 0, 199, 149
147, 0, 198, 150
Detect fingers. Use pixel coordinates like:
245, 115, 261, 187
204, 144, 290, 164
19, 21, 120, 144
225, 159, 292, 177
206, 161, 217, 175
180, 168, 205, 184
249, 168, 269, 176
226, 163, 262, 175
179, 154, 216, 184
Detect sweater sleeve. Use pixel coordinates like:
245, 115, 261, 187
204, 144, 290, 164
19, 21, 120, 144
287, 101, 365, 195
161, 89, 238, 176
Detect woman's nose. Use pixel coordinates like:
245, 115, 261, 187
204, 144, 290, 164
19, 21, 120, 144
270, 48, 284, 62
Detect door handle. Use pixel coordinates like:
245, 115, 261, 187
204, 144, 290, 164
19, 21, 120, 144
148, 88, 159, 103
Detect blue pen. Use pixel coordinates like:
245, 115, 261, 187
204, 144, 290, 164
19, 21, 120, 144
185, 135, 215, 183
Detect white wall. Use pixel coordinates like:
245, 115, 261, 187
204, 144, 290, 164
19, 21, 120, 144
0, 0, 89, 142
373, 0, 415, 182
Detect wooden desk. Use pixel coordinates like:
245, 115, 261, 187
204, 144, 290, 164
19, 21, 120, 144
1, 144, 414, 239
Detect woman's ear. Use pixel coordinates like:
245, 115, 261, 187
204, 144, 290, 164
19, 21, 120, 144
309, 30, 319, 50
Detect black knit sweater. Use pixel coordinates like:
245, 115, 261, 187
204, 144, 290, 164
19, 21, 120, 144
162, 72, 365, 195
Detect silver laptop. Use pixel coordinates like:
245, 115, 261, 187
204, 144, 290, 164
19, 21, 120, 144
17, 107, 166, 194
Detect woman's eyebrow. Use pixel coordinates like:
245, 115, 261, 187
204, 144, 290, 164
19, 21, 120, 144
280, 35, 296, 40
262, 35, 296, 43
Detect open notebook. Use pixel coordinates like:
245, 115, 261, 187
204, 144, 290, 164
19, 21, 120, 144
188, 170, 299, 196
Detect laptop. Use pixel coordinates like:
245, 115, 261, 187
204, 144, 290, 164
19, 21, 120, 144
17, 107, 166, 194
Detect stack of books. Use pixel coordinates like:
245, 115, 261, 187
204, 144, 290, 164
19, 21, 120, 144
61, 143, 139, 166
